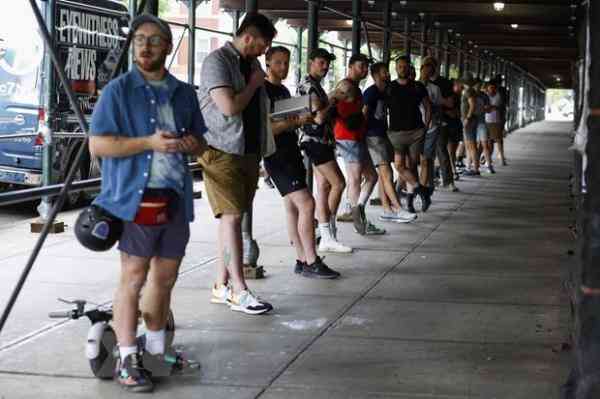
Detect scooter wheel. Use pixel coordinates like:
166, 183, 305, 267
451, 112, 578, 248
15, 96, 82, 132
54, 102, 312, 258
89, 325, 117, 379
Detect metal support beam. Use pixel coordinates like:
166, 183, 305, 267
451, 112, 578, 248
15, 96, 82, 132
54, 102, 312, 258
128, 0, 138, 68
457, 39, 464, 78
420, 17, 428, 58
187, 0, 196, 85
245, 0, 258, 13
382, 0, 392, 64
232, 10, 241, 34
464, 49, 470, 76
129, 0, 138, 16
434, 27, 441, 60
352, 0, 361, 55
475, 52, 481, 79
242, 0, 259, 263
296, 27, 303, 85
404, 17, 411, 58
143, 0, 158, 15
305, 1, 319, 192
443, 31, 450, 78
307, 0, 319, 55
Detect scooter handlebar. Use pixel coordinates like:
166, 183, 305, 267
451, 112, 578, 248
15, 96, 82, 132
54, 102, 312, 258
48, 311, 73, 319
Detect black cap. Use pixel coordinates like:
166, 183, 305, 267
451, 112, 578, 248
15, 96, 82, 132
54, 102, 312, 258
349, 53, 370, 65
131, 14, 173, 44
308, 48, 336, 62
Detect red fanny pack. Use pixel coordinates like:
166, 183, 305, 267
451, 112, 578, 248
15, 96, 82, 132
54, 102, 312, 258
134, 193, 171, 225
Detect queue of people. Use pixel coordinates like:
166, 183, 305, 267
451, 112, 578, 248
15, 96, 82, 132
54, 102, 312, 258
87, 12, 509, 392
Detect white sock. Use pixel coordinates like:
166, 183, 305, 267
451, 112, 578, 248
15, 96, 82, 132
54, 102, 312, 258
145, 328, 166, 355
119, 345, 138, 361
319, 223, 331, 240
358, 191, 370, 207
329, 217, 338, 239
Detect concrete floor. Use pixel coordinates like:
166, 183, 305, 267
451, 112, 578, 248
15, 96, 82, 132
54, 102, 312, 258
0, 121, 573, 398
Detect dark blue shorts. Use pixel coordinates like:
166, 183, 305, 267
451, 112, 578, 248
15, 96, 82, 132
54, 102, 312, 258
118, 195, 190, 259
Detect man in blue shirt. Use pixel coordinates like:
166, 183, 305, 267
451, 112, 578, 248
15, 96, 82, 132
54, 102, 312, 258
89, 14, 206, 392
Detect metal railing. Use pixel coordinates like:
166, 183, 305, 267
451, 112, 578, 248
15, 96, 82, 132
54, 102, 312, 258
0, 159, 202, 207
0, 178, 101, 206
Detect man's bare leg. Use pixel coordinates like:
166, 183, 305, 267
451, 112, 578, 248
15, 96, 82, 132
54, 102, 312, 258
219, 213, 246, 293
315, 160, 346, 219
286, 189, 318, 264
114, 253, 150, 349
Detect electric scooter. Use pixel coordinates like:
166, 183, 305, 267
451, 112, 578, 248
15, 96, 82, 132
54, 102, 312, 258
49, 298, 176, 379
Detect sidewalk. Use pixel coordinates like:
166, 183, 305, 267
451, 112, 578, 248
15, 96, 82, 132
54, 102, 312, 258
0, 121, 572, 398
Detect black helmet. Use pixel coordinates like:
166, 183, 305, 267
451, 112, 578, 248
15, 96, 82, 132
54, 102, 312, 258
74, 205, 123, 251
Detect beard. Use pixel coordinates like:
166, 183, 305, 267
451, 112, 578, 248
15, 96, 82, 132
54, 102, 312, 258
136, 51, 167, 73
274, 70, 288, 81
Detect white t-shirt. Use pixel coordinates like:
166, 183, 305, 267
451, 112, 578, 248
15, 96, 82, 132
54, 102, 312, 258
421, 81, 442, 128
486, 93, 503, 124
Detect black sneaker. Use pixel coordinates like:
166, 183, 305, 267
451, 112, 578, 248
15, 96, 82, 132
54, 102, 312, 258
302, 257, 340, 279
406, 193, 416, 214
417, 186, 432, 213
294, 259, 306, 274
116, 353, 154, 393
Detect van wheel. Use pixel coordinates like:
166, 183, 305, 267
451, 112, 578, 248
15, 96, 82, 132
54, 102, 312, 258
63, 150, 90, 209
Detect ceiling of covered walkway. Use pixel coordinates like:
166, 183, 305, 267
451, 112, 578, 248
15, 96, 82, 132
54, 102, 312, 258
220, 0, 579, 88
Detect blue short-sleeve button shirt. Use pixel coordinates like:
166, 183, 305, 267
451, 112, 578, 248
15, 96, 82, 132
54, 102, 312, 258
90, 66, 206, 222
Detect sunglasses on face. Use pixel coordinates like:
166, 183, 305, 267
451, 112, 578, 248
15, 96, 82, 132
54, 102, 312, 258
133, 34, 166, 47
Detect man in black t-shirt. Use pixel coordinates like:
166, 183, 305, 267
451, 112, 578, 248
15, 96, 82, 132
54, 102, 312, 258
263, 46, 340, 279
386, 56, 432, 213
297, 49, 352, 254
424, 56, 458, 192
239, 58, 261, 154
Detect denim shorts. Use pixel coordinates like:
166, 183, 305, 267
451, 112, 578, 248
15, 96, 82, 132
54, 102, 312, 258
118, 195, 190, 259
336, 139, 368, 163
464, 122, 488, 142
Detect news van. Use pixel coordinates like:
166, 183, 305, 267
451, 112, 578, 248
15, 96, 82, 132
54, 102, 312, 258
0, 0, 128, 206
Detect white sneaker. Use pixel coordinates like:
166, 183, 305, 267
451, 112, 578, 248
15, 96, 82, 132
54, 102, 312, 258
229, 290, 273, 315
318, 237, 353, 254
439, 183, 459, 192
210, 283, 231, 305
379, 210, 417, 223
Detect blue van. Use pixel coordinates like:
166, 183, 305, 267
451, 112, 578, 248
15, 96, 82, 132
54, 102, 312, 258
0, 0, 128, 205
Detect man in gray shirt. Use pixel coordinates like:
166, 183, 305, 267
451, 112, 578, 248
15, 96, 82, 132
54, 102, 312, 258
197, 13, 276, 315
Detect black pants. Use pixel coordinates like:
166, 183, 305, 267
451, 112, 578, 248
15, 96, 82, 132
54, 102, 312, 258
436, 126, 454, 186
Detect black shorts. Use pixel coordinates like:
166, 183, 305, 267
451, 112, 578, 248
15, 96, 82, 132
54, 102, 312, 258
264, 144, 308, 197
447, 124, 463, 144
300, 140, 336, 166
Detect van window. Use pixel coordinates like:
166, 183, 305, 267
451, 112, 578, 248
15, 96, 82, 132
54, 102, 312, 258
0, 1, 43, 106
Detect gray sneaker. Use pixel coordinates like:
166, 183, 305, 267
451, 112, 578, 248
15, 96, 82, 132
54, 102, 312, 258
439, 183, 459, 192
364, 221, 386, 235
351, 205, 367, 235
